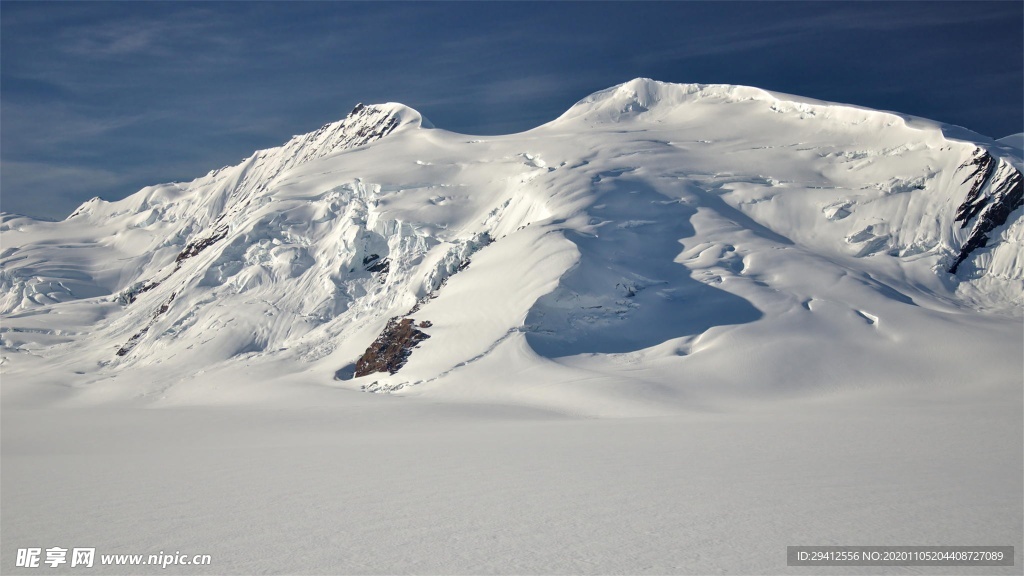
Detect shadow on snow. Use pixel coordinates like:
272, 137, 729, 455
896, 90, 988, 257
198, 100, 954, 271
525, 174, 762, 358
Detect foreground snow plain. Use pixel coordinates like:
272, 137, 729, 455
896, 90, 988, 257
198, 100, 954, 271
3, 390, 1020, 575
2, 79, 1022, 573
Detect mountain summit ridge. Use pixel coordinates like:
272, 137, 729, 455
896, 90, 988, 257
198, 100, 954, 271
55, 78, 1021, 226
555, 79, 1014, 148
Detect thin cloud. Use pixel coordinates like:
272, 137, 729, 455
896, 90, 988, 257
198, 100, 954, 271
1, 100, 165, 157
55, 9, 233, 59
634, 2, 1018, 64
0, 161, 126, 219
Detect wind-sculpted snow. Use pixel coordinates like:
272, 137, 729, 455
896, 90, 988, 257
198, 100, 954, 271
0, 79, 1021, 410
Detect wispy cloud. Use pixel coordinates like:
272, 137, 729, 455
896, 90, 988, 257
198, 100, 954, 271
56, 8, 239, 59
2, 101, 163, 155
0, 160, 126, 219
633, 2, 1019, 64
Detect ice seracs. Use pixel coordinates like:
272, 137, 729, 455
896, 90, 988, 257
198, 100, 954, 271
0, 78, 1020, 410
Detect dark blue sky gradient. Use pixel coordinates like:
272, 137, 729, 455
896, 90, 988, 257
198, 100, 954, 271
2, 1, 1022, 219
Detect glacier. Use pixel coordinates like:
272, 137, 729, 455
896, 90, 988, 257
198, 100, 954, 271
1, 79, 1020, 574
1, 78, 1020, 405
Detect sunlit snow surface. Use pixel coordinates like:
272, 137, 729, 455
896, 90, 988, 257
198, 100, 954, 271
2, 80, 1021, 573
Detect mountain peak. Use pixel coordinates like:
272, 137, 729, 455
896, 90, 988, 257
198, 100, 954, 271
294, 101, 431, 154
270, 101, 432, 164
552, 78, 946, 135
610, 77, 693, 107
552, 78, 732, 124
344, 102, 433, 132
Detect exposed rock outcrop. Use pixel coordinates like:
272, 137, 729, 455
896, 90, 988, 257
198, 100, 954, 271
116, 279, 161, 305
353, 317, 430, 377
950, 155, 1023, 274
175, 224, 230, 265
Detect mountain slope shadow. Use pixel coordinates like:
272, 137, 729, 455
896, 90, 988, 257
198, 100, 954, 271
525, 175, 762, 357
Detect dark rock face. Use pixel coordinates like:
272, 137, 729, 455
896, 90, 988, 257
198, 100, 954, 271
354, 317, 430, 377
153, 292, 176, 319
292, 103, 407, 164
118, 279, 161, 305
361, 253, 390, 284
115, 327, 149, 356
115, 292, 176, 357
175, 224, 229, 265
362, 253, 390, 276
343, 103, 401, 148
954, 150, 997, 225
950, 156, 1024, 274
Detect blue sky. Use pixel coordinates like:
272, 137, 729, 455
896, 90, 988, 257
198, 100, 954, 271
2, 2, 1022, 220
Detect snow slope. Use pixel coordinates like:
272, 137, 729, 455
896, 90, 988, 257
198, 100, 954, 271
1, 78, 1020, 410
998, 132, 1024, 151
2, 79, 1021, 574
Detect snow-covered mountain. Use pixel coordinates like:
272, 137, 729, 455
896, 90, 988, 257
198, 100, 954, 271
2, 78, 1021, 412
